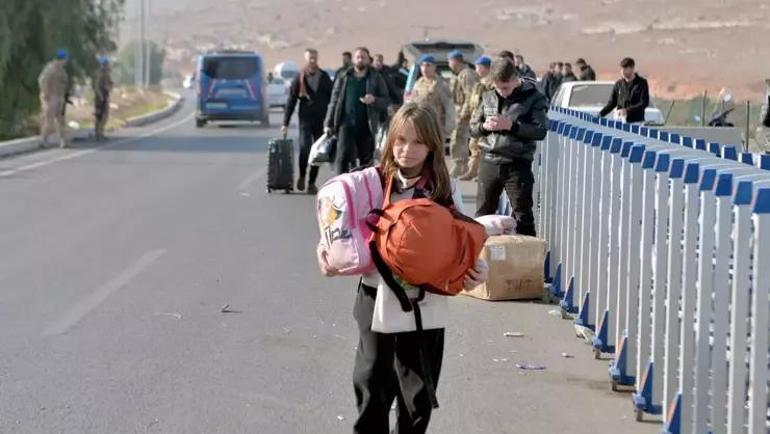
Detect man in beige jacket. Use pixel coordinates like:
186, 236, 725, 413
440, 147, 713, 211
38, 50, 70, 148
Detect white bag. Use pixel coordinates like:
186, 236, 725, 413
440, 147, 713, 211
371, 278, 448, 334
308, 133, 336, 166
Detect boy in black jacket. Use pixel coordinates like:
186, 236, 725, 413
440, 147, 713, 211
282, 48, 334, 194
470, 58, 549, 236
599, 57, 650, 124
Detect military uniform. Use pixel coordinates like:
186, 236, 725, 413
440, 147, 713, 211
93, 64, 114, 141
448, 66, 479, 176
410, 76, 456, 142
38, 60, 69, 148
459, 76, 492, 179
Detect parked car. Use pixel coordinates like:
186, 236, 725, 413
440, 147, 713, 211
550, 81, 665, 125
195, 50, 269, 127
266, 76, 289, 109
400, 40, 484, 101
273, 61, 300, 83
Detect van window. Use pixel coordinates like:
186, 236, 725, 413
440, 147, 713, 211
568, 84, 614, 107
203, 57, 259, 80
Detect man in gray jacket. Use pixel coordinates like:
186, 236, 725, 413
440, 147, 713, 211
470, 58, 549, 236
324, 47, 390, 173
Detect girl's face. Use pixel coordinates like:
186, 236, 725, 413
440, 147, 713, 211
392, 119, 430, 170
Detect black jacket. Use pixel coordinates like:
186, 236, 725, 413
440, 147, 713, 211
469, 80, 549, 163
579, 65, 596, 81
282, 69, 333, 127
599, 74, 650, 123
324, 67, 390, 135
541, 72, 562, 101
376, 65, 403, 106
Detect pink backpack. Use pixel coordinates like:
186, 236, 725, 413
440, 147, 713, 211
316, 167, 383, 275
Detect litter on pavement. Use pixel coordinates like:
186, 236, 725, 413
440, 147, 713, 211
504, 332, 526, 338
516, 363, 546, 371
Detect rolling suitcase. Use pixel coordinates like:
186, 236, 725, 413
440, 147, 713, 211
267, 137, 294, 194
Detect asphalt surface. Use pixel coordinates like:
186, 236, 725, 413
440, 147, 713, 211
0, 93, 660, 434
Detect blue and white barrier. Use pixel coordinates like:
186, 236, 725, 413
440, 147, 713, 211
535, 107, 770, 433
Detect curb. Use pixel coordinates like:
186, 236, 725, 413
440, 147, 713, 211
0, 130, 90, 160
124, 91, 183, 128
0, 91, 183, 160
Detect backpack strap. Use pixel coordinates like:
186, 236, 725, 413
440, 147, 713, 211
410, 295, 440, 409
368, 241, 413, 312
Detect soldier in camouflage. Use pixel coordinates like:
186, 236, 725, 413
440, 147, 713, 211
409, 55, 456, 145
93, 56, 114, 141
38, 49, 70, 148
447, 49, 479, 177
459, 55, 493, 180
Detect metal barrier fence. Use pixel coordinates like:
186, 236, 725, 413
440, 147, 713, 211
535, 107, 770, 434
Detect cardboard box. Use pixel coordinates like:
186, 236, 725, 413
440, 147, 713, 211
464, 235, 547, 301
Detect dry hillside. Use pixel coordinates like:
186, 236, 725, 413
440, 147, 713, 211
123, 0, 770, 100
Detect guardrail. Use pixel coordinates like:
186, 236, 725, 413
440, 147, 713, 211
536, 107, 770, 434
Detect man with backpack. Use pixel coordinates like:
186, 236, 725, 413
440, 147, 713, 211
281, 48, 334, 194
324, 47, 390, 174
470, 58, 549, 236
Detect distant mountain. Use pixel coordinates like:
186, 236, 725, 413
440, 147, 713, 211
121, 0, 770, 100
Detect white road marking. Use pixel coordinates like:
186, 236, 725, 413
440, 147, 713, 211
237, 167, 267, 191
0, 112, 195, 178
42, 249, 166, 336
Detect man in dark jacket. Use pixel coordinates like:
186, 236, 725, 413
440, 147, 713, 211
561, 63, 577, 83
335, 51, 352, 81
470, 58, 548, 236
541, 62, 562, 102
324, 47, 390, 173
599, 57, 650, 124
575, 58, 596, 81
373, 53, 403, 107
281, 48, 333, 194
514, 54, 537, 80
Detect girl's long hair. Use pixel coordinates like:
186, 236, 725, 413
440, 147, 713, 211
379, 102, 452, 205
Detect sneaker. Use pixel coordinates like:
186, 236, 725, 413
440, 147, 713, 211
307, 184, 318, 195
296, 176, 306, 192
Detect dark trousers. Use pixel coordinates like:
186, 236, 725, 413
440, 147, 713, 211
337, 125, 374, 174
298, 121, 322, 184
475, 157, 537, 236
352, 283, 444, 434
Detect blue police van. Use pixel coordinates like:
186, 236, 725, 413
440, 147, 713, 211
195, 51, 269, 127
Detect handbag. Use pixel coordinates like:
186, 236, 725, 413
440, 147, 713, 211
309, 133, 337, 166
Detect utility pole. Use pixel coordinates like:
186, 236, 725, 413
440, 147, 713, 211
136, 0, 145, 88
144, 0, 151, 87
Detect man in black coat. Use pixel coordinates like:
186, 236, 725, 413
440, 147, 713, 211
575, 58, 596, 81
470, 58, 549, 236
599, 57, 650, 124
324, 47, 390, 174
282, 48, 334, 194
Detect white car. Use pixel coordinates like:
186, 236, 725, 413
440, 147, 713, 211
551, 81, 665, 125
266, 76, 289, 109
182, 74, 195, 89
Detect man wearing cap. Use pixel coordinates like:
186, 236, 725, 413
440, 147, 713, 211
459, 55, 493, 180
447, 50, 480, 177
410, 54, 455, 144
470, 58, 548, 236
38, 49, 70, 148
93, 56, 114, 141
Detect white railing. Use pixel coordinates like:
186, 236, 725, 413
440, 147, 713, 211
536, 107, 770, 434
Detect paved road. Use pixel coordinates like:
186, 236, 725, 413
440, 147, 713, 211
0, 94, 660, 433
